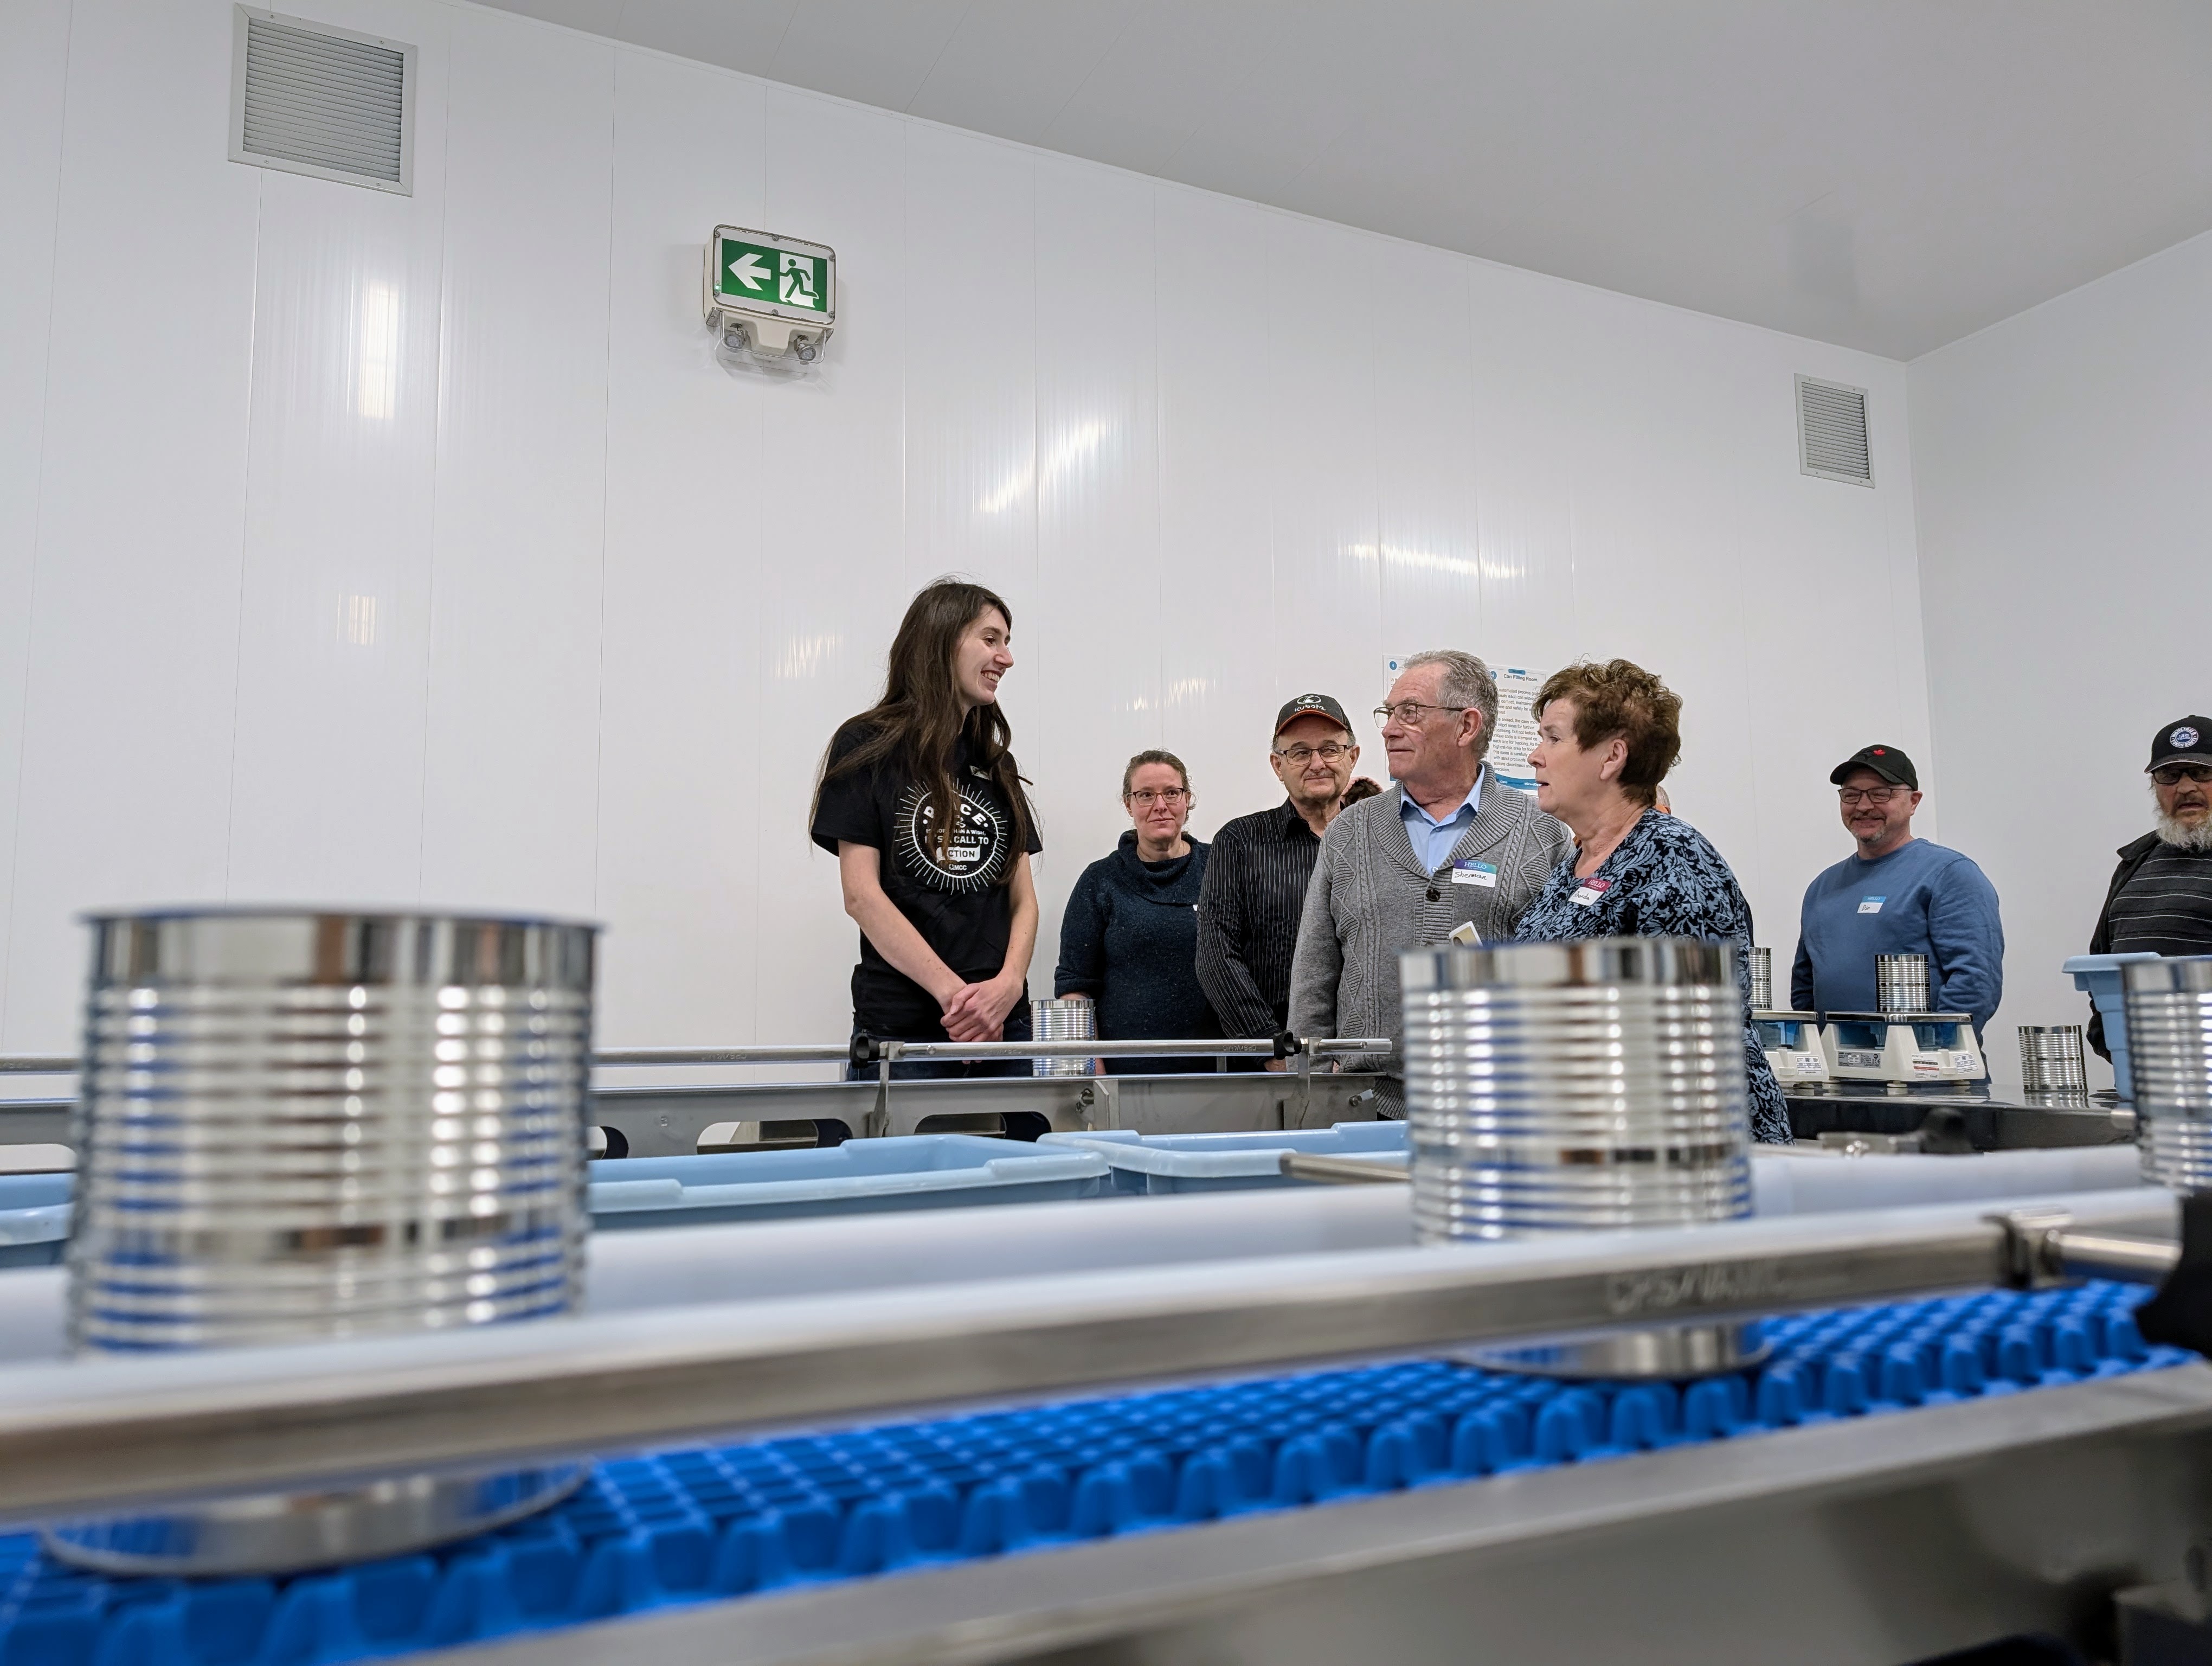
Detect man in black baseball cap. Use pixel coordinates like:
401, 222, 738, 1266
1195, 694, 1367, 1055
1791, 742, 2005, 1047
2085, 716, 2212, 1059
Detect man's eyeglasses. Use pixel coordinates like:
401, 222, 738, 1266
1127, 787, 1189, 806
1275, 743, 1353, 765
1837, 786, 1909, 808
2152, 764, 2212, 786
1373, 702, 1470, 729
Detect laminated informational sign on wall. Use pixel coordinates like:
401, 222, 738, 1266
1382, 655, 1548, 792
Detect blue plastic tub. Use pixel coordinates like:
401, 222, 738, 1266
587, 1135, 1111, 1228
2063, 952, 2160, 1100
1038, 1121, 1407, 1194
0, 1172, 71, 1268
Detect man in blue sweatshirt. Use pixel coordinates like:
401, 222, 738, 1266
1792, 745, 2004, 1041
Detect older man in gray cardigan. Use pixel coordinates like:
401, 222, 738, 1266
1288, 650, 1570, 1111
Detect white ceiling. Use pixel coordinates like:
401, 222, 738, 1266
483, 0, 2212, 358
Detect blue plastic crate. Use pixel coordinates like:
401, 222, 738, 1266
587, 1135, 1111, 1228
0, 1281, 2181, 1666
1038, 1122, 1407, 1194
2063, 952, 2160, 1100
0, 1174, 70, 1270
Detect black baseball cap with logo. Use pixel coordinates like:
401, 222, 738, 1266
1829, 745, 1918, 790
1274, 693, 1352, 739
2147, 716, 2212, 772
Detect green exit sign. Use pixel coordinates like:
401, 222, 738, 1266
711, 227, 834, 319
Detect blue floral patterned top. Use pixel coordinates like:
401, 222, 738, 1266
1513, 809, 1792, 1144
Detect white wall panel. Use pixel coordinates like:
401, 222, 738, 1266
4, 0, 260, 1050
0, 0, 73, 1040
1154, 187, 1284, 833
0, 1, 1933, 1061
1260, 211, 1382, 756
226, 0, 455, 906
1911, 229, 2212, 1087
417, 11, 614, 916
1027, 152, 1161, 981
593, 51, 764, 1047
753, 87, 906, 1050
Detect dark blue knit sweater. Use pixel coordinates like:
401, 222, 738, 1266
1054, 832, 1222, 1074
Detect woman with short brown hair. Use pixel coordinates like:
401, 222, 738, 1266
1512, 658, 1789, 1142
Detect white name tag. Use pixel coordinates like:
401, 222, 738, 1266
1858, 894, 1885, 914
1570, 886, 1605, 908
1452, 861, 1498, 888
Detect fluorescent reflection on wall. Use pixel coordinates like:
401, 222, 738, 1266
353, 281, 400, 421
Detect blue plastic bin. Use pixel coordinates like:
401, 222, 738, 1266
1038, 1121, 1407, 1194
0, 1172, 72, 1268
2063, 952, 2160, 1101
587, 1134, 1111, 1228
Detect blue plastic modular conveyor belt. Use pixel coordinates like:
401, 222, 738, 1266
0, 1282, 2191, 1666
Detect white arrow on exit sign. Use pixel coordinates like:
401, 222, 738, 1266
726, 251, 767, 291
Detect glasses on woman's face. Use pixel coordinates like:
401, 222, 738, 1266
1373, 702, 1469, 730
1837, 786, 1907, 808
1275, 743, 1351, 765
2153, 764, 2212, 786
1127, 787, 1189, 807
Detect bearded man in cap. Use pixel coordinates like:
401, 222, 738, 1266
2086, 715, 2212, 1061
1791, 744, 2005, 1040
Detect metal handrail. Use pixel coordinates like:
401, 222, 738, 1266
1, 1036, 1395, 1074
0, 1192, 2177, 1526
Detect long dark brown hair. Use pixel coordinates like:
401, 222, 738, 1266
813, 579, 1035, 867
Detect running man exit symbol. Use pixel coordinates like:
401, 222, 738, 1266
715, 234, 829, 314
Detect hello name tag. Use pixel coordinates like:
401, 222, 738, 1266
1570, 878, 1612, 908
1857, 895, 1886, 914
1452, 860, 1499, 889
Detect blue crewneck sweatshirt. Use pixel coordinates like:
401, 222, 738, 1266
1791, 837, 2004, 1036
1055, 831, 1221, 1074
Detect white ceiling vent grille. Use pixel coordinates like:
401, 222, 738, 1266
230, 7, 414, 194
1795, 374, 1873, 485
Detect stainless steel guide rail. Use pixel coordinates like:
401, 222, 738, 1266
0, 1191, 2179, 1529
0, 1036, 1393, 1072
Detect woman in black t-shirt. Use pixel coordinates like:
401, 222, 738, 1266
809, 580, 1043, 1078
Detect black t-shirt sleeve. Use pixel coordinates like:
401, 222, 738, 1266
810, 725, 885, 855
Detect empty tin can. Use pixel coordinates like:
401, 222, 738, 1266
1748, 946, 1773, 1011
2016, 1024, 2089, 1094
1030, 996, 1098, 1077
1875, 953, 1932, 1015
1401, 937, 1759, 1376
46, 908, 596, 1575
2123, 956, 2212, 1191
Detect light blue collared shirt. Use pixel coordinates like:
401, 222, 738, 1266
1398, 768, 1486, 873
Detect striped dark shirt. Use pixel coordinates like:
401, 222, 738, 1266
2107, 842, 2212, 956
1196, 800, 1323, 1037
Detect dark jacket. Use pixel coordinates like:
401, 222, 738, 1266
1055, 832, 1221, 1073
2085, 832, 2162, 1060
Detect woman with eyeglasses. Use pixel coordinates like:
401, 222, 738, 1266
810, 579, 1042, 1078
1054, 750, 1224, 1074
1512, 658, 1792, 1144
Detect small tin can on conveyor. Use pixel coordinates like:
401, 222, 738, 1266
46, 907, 597, 1576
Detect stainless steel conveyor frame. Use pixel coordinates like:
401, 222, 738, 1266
0, 1190, 2181, 1529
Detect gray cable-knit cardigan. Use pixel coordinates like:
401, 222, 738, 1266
1288, 771, 1570, 1101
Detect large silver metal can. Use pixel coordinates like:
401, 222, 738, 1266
1401, 937, 1758, 1375
2123, 956, 2212, 1190
46, 908, 596, 1574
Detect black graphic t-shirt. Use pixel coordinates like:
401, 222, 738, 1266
810, 722, 1043, 1035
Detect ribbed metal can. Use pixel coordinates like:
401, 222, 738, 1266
2122, 957, 2212, 1190
1875, 952, 1931, 1015
1401, 938, 1758, 1376
2016, 1024, 2089, 1094
1030, 997, 1097, 1077
47, 908, 596, 1574
1748, 946, 1773, 1011
1401, 938, 1753, 1240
